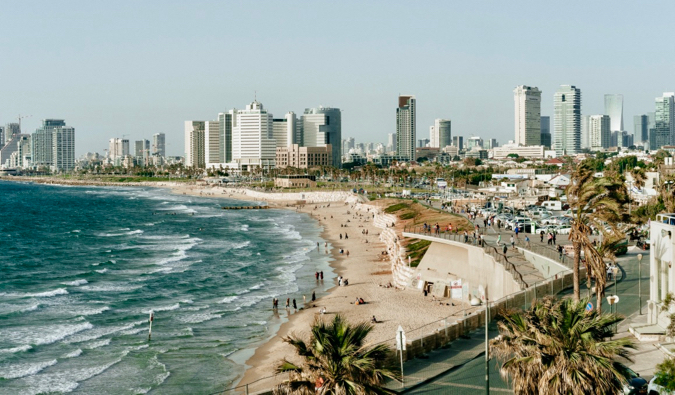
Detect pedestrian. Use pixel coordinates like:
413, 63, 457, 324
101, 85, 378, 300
558, 244, 563, 260
346, 250, 350, 257
345, 233, 348, 239
497, 234, 501, 244
502, 244, 508, 254
292, 299, 297, 310
552, 232, 557, 245
540, 230, 544, 243
315, 271, 319, 280
464, 230, 468, 243
312, 291, 316, 301
510, 235, 515, 249
525, 235, 530, 248
285, 298, 290, 309
514, 226, 519, 238
320, 271, 324, 280
340, 233, 342, 240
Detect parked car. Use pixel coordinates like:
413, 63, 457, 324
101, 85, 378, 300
555, 224, 572, 234
623, 369, 648, 394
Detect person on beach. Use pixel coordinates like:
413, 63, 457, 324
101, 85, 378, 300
315, 272, 319, 280
285, 298, 290, 309
320, 271, 324, 280
312, 291, 316, 301
339, 234, 342, 240
346, 250, 350, 257
503, 244, 508, 254
345, 233, 348, 239
292, 299, 297, 310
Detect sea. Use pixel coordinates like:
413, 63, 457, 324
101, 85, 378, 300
0, 180, 334, 394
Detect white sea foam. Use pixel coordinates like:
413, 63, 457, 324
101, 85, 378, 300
65, 323, 134, 344
95, 268, 108, 274
0, 345, 32, 354
0, 288, 69, 298
177, 312, 221, 324
62, 279, 88, 286
85, 338, 111, 349
97, 229, 144, 237
219, 296, 238, 304
80, 284, 142, 292
144, 303, 180, 313
241, 224, 249, 231
77, 306, 110, 316
0, 359, 58, 379
21, 303, 40, 312
63, 348, 83, 358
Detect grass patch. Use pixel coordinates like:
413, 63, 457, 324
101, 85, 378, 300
385, 203, 409, 213
406, 239, 431, 267
399, 212, 416, 220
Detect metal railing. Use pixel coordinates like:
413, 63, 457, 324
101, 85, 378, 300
403, 226, 528, 289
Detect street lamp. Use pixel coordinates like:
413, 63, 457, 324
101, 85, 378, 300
638, 253, 644, 315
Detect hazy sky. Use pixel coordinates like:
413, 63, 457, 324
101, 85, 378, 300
1, 1, 674, 156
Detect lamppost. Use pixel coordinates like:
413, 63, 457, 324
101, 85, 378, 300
638, 253, 644, 315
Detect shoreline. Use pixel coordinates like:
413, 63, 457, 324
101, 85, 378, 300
1, 177, 475, 392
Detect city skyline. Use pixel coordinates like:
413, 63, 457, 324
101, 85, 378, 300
2, 2, 675, 156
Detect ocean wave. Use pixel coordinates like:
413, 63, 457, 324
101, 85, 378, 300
0, 345, 32, 354
21, 303, 40, 312
0, 359, 58, 379
142, 303, 180, 314
85, 338, 111, 349
65, 323, 135, 344
80, 284, 142, 293
96, 229, 144, 237
63, 348, 82, 358
62, 279, 88, 286
77, 306, 110, 316
155, 238, 200, 266
219, 296, 238, 304
240, 224, 249, 232
95, 268, 108, 274
177, 312, 221, 324
0, 288, 69, 298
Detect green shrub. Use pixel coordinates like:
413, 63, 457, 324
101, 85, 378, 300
399, 212, 416, 220
385, 203, 409, 213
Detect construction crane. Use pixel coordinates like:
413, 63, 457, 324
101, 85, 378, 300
17, 114, 32, 133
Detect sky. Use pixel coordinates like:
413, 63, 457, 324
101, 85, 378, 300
1, 0, 674, 156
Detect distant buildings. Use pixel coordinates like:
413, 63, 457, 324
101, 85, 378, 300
418, 138, 430, 148
231, 101, 276, 170
651, 92, 675, 150
387, 133, 396, 152
25, 119, 75, 172
588, 115, 611, 150
52, 124, 75, 172
108, 138, 130, 161
634, 115, 649, 146
204, 120, 221, 165
396, 95, 416, 161
452, 135, 464, 150
540, 116, 551, 148
492, 143, 545, 159
184, 121, 206, 168
429, 119, 451, 148
273, 112, 300, 148
275, 144, 332, 169
513, 85, 541, 146
553, 85, 581, 155
302, 106, 342, 168
604, 94, 624, 133
152, 133, 166, 158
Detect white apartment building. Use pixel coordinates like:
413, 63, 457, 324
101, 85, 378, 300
589, 115, 611, 150
184, 121, 205, 168
204, 120, 221, 165
514, 85, 542, 146
492, 143, 545, 159
273, 112, 301, 148
52, 126, 75, 172
152, 133, 166, 157
553, 85, 582, 155
302, 106, 341, 168
232, 101, 276, 170
108, 138, 130, 161
396, 95, 416, 161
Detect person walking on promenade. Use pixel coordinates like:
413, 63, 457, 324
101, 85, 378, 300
464, 231, 468, 243
557, 244, 564, 260
514, 226, 519, 238
540, 230, 545, 243
497, 234, 501, 244
503, 244, 508, 254
525, 235, 530, 248
510, 235, 515, 249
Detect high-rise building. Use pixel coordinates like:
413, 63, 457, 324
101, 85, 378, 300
485, 138, 498, 150
396, 95, 416, 161
467, 136, 483, 150
108, 138, 129, 161
232, 101, 276, 170
217, 113, 233, 163
0, 126, 4, 149
417, 139, 430, 148
634, 115, 649, 145
589, 115, 611, 150
32, 119, 66, 167
604, 94, 624, 134
5, 123, 20, 145
184, 121, 206, 168
514, 85, 541, 146
135, 139, 150, 159
152, 133, 166, 157
452, 135, 463, 150
434, 119, 452, 148
429, 125, 437, 148
540, 116, 551, 148
553, 85, 581, 155
273, 112, 301, 148
204, 120, 222, 165
387, 133, 396, 152
580, 115, 591, 150
301, 106, 341, 168
651, 93, 675, 150
52, 125, 75, 172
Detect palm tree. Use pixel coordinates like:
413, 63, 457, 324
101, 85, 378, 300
491, 297, 635, 395
566, 161, 629, 312
274, 315, 399, 395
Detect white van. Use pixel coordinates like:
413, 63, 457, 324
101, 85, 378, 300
542, 201, 562, 211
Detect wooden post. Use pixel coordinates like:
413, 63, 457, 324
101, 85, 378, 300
148, 310, 154, 341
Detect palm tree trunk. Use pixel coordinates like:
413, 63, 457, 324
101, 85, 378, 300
596, 284, 604, 315
573, 242, 581, 301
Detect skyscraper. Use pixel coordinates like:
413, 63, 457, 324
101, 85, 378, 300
540, 116, 551, 148
273, 112, 301, 148
5, 123, 20, 145
387, 133, 396, 152
429, 125, 437, 148
231, 101, 276, 170
589, 115, 611, 150
302, 106, 342, 168
553, 85, 581, 155
108, 138, 129, 160
52, 125, 75, 172
217, 113, 232, 163
604, 94, 624, 134
651, 93, 675, 150
184, 121, 206, 168
452, 135, 463, 150
204, 120, 222, 165
513, 85, 541, 146
396, 95, 416, 161
32, 119, 66, 167
634, 115, 649, 145
152, 133, 166, 157
0, 126, 4, 149
434, 119, 452, 148
135, 139, 150, 159
580, 115, 591, 150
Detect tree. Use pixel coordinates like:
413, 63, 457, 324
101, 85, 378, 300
566, 160, 629, 312
654, 358, 675, 393
491, 297, 636, 395
274, 315, 399, 394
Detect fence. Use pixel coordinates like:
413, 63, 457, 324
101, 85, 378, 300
220, 235, 577, 395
